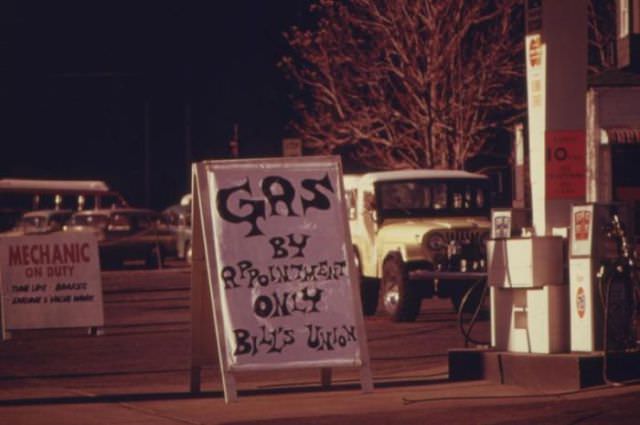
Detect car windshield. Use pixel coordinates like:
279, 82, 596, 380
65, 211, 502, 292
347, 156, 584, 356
110, 213, 132, 227
376, 179, 489, 219
70, 214, 110, 227
50, 213, 71, 226
19, 215, 47, 229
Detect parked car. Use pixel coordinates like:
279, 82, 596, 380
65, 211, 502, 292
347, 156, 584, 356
64, 208, 176, 269
345, 170, 491, 322
162, 203, 192, 263
0, 177, 128, 232
0, 209, 73, 236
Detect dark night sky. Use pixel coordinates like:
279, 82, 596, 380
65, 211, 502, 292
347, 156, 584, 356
1, 1, 310, 209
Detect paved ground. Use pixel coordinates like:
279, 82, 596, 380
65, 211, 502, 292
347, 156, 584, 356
2, 370, 640, 424
1, 265, 640, 424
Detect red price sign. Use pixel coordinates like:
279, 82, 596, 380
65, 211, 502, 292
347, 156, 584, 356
546, 130, 586, 199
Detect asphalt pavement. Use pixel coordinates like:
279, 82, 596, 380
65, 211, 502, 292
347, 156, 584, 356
2, 264, 640, 424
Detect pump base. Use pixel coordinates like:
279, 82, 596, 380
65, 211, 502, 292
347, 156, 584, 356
449, 348, 640, 390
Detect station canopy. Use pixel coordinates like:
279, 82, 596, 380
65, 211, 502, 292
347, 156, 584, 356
603, 127, 640, 145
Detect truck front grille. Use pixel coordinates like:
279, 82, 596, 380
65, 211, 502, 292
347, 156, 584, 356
443, 230, 484, 244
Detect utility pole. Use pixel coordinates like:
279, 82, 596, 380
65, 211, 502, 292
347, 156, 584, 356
185, 102, 192, 192
229, 123, 239, 158
144, 101, 151, 208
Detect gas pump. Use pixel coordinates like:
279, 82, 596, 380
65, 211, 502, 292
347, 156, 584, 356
457, 208, 532, 348
569, 203, 638, 353
486, 219, 567, 354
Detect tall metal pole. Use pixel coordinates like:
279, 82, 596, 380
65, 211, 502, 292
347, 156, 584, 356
144, 101, 151, 208
185, 102, 192, 193
229, 123, 239, 158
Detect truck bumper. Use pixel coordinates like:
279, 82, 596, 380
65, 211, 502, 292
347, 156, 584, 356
408, 270, 487, 281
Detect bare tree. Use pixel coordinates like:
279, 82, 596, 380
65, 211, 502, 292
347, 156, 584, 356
281, 0, 525, 170
588, 0, 616, 74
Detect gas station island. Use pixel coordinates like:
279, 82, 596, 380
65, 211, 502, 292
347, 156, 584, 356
450, 0, 640, 389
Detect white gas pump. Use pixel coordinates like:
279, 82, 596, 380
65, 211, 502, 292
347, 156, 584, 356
569, 203, 637, 352
486, 216, 568, 353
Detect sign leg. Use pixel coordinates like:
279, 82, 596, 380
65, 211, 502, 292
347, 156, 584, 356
359, 365, 374, 393
321, 367, 332, 388
190, 365, 201, 393
222, 371, 238, 403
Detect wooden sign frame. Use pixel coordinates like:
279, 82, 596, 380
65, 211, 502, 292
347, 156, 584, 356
189, 156, 373, 402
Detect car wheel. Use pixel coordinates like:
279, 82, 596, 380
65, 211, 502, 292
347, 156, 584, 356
146, 245, 164, 269
381, 252, 421, 322
354, 248, 379, 316
101, 256, 122, 270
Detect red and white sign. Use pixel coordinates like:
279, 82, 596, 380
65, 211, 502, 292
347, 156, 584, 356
546, 130, 586, 200
526, 33, 546, 115
569, 257, 596, 351
571, 205, 594, 257
0, 232, 104, 330
574, 210, 591, 241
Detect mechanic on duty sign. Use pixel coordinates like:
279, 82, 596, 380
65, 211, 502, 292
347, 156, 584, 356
0, 232, 104, 331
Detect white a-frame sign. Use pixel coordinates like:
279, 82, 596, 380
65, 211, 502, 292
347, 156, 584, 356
190, 156, 373, 402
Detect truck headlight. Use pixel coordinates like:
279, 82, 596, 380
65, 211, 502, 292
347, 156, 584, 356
426, 232, 447, 250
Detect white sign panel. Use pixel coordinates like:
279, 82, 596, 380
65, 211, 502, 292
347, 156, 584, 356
0, 232, 104, 330
204, 157, 363, 370
491, 210, 512, 239
570, 204, 594, 257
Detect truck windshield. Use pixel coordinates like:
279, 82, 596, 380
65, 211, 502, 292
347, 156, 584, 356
376, 179, 489, 219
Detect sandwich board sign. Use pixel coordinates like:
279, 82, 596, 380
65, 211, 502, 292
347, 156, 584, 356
190, 156, 373, 402
0, 232, 104, 339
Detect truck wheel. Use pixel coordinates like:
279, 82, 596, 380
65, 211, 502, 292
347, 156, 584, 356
185, 240, 193, 264
354, 248, 379, 316
381, 253, 421, 322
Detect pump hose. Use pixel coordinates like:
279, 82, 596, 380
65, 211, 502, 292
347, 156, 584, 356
598, 264, 631, 386
597, 214, 640, 387
457, 277, 490, 347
